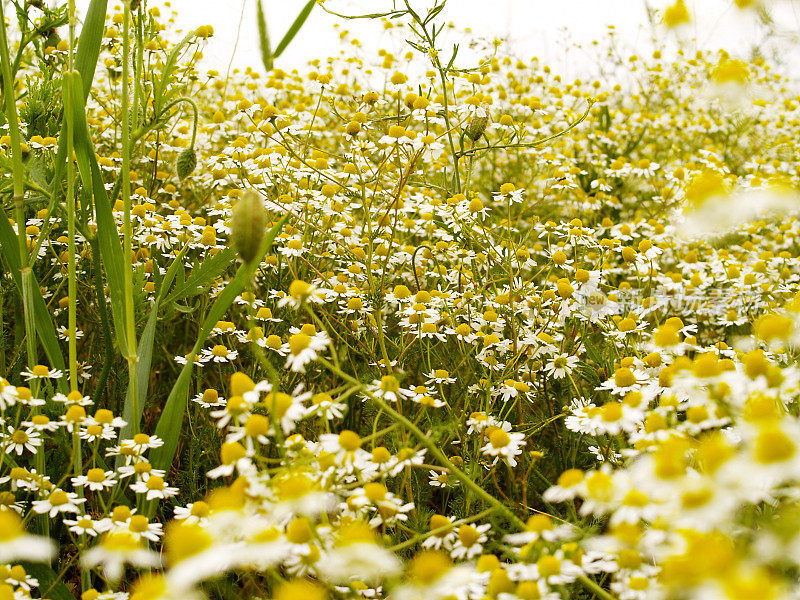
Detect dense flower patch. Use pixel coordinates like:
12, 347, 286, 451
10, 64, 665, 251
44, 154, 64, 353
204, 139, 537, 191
2, 1, 800, 599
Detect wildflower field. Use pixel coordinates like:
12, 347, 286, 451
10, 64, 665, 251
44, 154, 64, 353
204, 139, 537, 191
3, 0, 800, 598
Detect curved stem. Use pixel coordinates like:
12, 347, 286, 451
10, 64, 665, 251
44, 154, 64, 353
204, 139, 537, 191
160, 96, 199, 147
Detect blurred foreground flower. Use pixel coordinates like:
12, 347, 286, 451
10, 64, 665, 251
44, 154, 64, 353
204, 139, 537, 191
674, 171, 798, 238
0, 511, 54, 563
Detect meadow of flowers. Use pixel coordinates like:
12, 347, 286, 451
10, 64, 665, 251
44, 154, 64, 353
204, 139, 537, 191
2, 0, 800, 599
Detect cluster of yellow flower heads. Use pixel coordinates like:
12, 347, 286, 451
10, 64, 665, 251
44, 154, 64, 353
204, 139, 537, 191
4, 1, 800, 599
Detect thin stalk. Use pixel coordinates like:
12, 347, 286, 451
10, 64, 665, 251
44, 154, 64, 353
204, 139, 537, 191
160, 96, 199, 146
89, 238, 115, 406
72, 430, 89, 590
121, 5, 139, 434
577, 574, 619, 600
66, 1, 88, 585
0, 284, 4, 374
0, 0, 48, 538
0, 2, 35, 368
66, 1, 78, 392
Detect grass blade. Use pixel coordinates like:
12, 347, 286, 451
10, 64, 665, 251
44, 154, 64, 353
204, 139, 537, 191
149, 216, 288, 475
273, 0, 316, 58
257, 0, 273, 71
153, 30, 196, 112
74, 0, 108, 101
68, 71, 128, 352
21, 564, 74, 600
162, 246, 236, 304
119, 244, 190, 443
51, 0, 108, 195
0, 211, 66, 385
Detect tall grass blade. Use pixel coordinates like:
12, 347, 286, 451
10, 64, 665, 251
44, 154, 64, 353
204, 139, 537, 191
273, 0, 316, 58
20, 564, 73, 600
153, 31, 196, 111
257, 0, 273, 71
119, 244, 189, 444
51, 0, 108, 195
74, 0, 108, 101
0, 213, 66, 387
67, 71, 128, 352
162, 246, 236, 304
149, 216, 288, 475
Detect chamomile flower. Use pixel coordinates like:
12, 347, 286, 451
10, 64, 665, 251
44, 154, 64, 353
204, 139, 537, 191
366, 375, 414, 403
0, 510, 54, 562
545, 353, 579, 379
202, 344, 238, 363
2, 427, 41, 455
284, 332, 323, 372
72, 468, 116, 491
130, 475, 179, 500
481, 427, 526, 467
20, 365, 63, 380
32, 489, 85, 517
450, 523, 491, 559
63, 516, 109, 537
81, 531, 160, 581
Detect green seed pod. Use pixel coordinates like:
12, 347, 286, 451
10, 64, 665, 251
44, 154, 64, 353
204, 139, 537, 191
231, 191, 268, 263
465, 111, 489, 141
176, 147, 197, 180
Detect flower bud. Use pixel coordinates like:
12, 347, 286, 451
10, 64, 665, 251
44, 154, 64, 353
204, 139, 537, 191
465, 111, 489, 141
231, 191, 268, 263
176, 147, 197, 180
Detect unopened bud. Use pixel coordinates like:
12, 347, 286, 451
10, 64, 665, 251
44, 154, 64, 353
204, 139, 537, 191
465, 111, 489, 141
231, 191, 268, 263
176, 147, 197, 180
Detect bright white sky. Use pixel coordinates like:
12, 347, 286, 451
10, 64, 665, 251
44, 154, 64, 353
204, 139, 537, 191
73, 0, 800, 76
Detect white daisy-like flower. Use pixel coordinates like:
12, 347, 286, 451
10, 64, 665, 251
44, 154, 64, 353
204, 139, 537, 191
72, 468, 116, 491
283, 332, 323, 372
481, 428, 526, 467
63, 516, 110, 537
425, 369, 457, 385
544, 353, 579, 379
129, 475, 179, 500
366, 375, 414, 403
201, 344, 239, 363
81, 531, 160, 582
0, 511, 55, 562
306, 392, 346, 420
173, 501, 211, 524
449, 523, 491, 559
3, 426, 41, 455
20, 365, 64, 380
32, 489, 86, 518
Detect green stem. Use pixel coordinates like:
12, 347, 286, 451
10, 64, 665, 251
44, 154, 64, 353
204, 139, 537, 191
89, 238, 115, 406
0, 0, 49, 538
160, 96, 199, 147
66, 0, 88, 585
0, 1, 35, 369
121, 5, 139, 434
317, 356, 525, 530
65, 2, 78, 392
577, 574, 619, 600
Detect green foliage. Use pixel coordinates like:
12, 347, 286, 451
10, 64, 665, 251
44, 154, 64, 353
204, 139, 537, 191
19, 68, 63, 139
2, 2, 800, 600
256, 0, 316, 72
